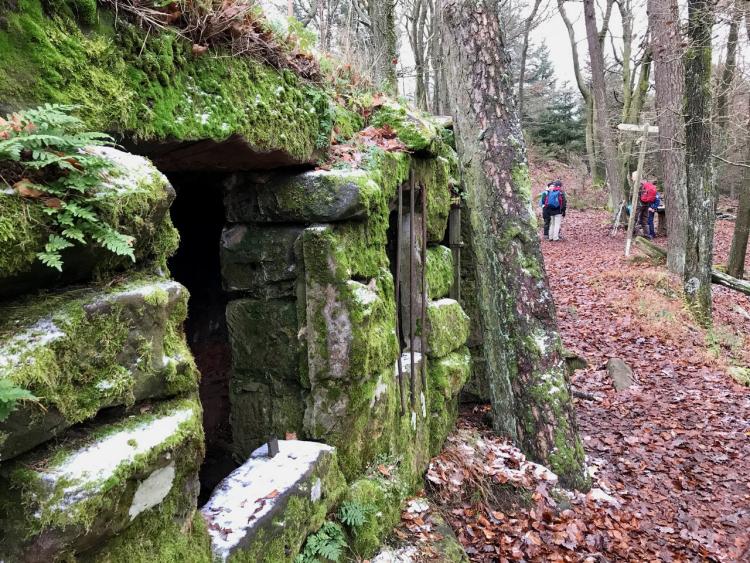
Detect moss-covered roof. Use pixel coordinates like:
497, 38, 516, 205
0, 0, 339, 165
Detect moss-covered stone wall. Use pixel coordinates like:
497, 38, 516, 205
0, 4, 472, 560
0, 0, 343, 165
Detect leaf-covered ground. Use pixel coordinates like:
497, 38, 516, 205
429, 208, 750, 562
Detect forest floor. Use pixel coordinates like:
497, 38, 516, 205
416, 207, 750, 562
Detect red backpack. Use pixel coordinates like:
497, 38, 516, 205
640, 182, 657, 204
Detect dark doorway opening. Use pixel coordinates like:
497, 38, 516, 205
166, 172, 237, 504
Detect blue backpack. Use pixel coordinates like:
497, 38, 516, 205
546, 188, 562, 210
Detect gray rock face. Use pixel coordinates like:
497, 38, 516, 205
221, 224, 304, 297
606, 358, 635, 391
0, 398, 203, 562
224, 168, 373, 223
226, 298, 301, 380
0, 278, 198, 462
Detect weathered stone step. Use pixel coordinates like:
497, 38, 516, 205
0, 277, 198, 461
200, 440, 346, 563
0, 147, 177, 299
0, 397, 204, 562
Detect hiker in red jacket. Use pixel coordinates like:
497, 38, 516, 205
637, 180, 657, 238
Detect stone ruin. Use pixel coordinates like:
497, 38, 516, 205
0, 5, 478, 560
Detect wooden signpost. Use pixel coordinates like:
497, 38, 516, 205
617, 123, 659, 256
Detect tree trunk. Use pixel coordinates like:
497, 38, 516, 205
368, 0, 398, 94
683, 0, 715, 326
517, 0, 543, 122
648, 0, 688, 274
727, 93, 750, 278
713, 0, 741, 199
583, 0, 623, 210
441, 0, 588, 490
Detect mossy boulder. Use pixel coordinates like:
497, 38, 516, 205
0, 277, 198, 461
200, 440, 346, 563
0, 0, 340, 168
342, 462, 412, 559
426, 245, 454, 299
224, 168, 378, 224
0, 147, 178, 299
371, 101, 440, 154
425, 299, 470, 358
428, 348, 471, 456
220, 225, 304, 298
0, 396, 204, 562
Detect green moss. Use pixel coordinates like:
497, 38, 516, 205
426, 245, 454, 299
0, 192, 47, 278
370, 101, 439, 153
412, 143, 456, 241
428, 348, 471, 456
0, 0, 340, 162
343, 462, 411, 559
333, 104, 364, 142
83, 496, 210, 563
1, 147, 175, 283
0, 278, 197, 442
0, 396, 204, 557
425, 299, 470, 358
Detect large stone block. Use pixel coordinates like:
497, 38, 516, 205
230, 377, 306, 460
0, 397, 204, 562
201, 440, 346, 562
220, 224, 304, 297
0, 278, 198, 462
0, 147, 178, 299
428, 348, 471, 456
425, 299, 470, 358
224, 168, 377, 223
426, 245, 453, 300
226, 298, 300, 381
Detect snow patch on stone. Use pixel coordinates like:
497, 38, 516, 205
372, 546, 418, 563
347, 280, 379, 307
0, 318, 65, 371
201, 440, 333, 561
128, 462, 176, 520
39, 408, 193, 511
88, 146, 167, 196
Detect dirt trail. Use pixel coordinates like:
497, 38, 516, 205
543, 209, 750, 561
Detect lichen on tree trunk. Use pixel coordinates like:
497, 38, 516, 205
683, 0, 716, 326
440, 0, 588, 489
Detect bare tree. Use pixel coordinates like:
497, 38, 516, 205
557, 0, 609, 181
683, 0, 716, 325
517, 0, 545, 120
727, 12, 750, 279
441, 0, 588, 489
648, 0, 688, 274
583, 0, 623, 209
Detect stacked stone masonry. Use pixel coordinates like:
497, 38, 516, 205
0, 4, 472, 561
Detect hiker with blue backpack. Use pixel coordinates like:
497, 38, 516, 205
543, 180, 567, 241
539, 182, 553, 237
